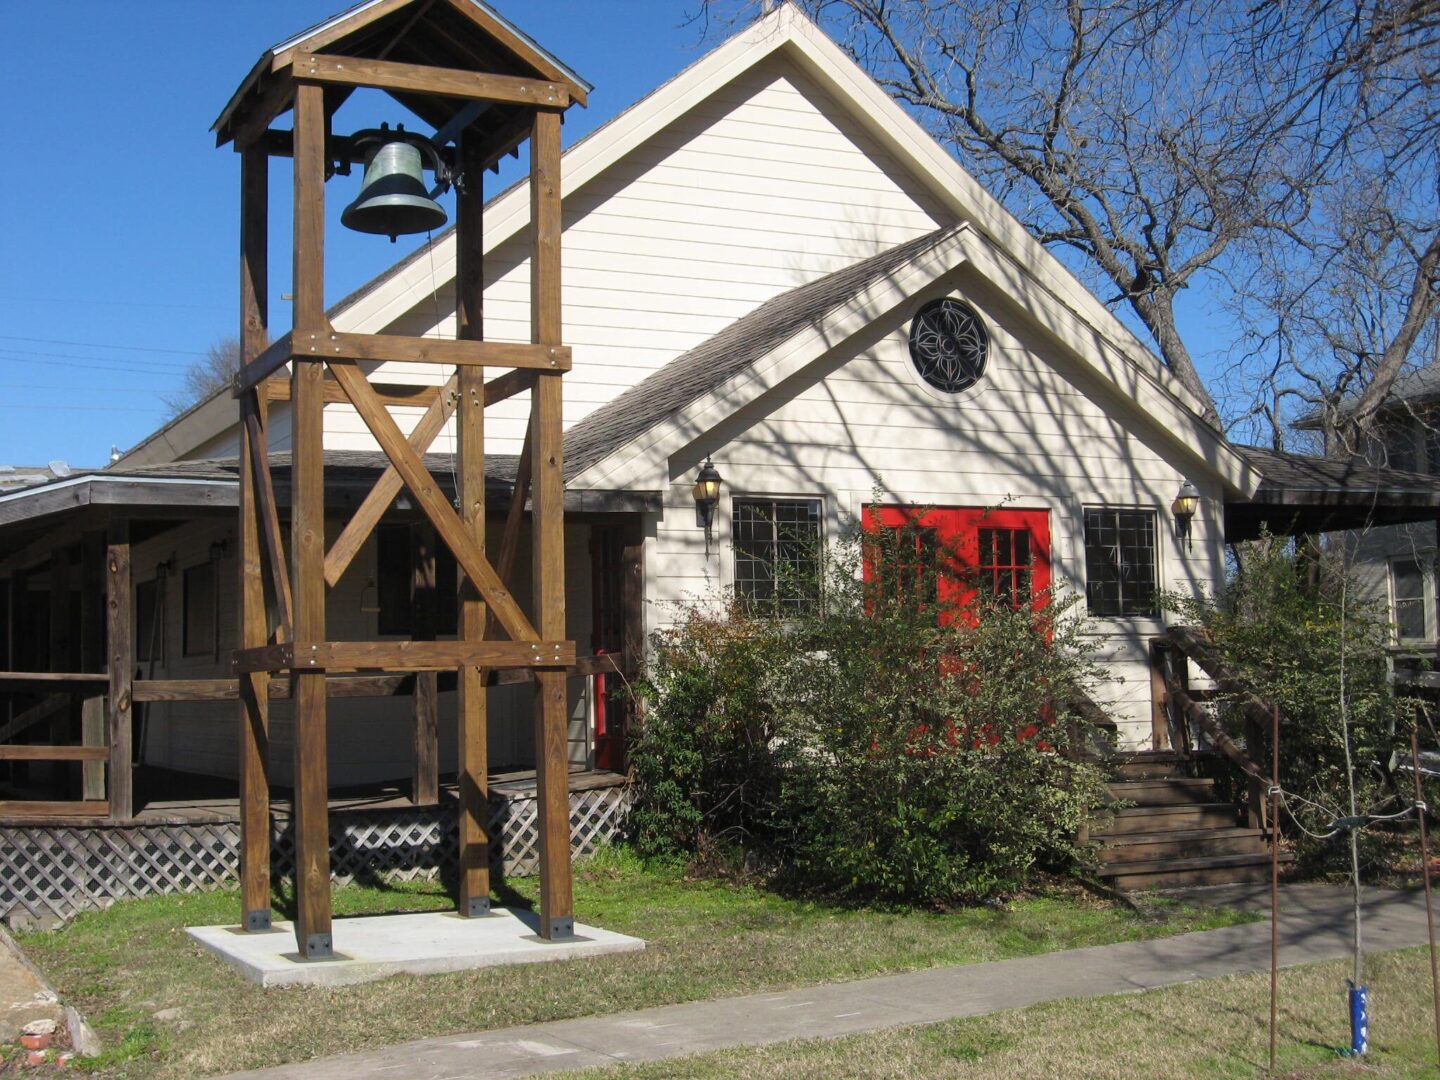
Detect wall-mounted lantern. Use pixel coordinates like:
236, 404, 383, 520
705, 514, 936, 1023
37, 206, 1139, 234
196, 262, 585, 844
692, 458, 723, 557
1171, 479, 1200, 551
209, 539, 228, 563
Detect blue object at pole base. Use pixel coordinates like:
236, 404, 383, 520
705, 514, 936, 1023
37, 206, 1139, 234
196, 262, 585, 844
1349, 982, 1369, 1055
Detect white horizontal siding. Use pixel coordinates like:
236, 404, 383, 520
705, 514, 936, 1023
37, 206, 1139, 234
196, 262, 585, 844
646, 279, 1225, 746
314, 54, 949, 456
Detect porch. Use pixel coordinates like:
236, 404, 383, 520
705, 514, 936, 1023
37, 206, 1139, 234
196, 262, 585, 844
0, 459, 649, 827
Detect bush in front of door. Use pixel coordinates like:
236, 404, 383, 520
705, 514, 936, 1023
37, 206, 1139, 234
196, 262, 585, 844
630, 511, 1110, 906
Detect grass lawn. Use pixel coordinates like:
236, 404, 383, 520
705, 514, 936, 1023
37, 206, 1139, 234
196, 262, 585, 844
562, 946, 1440, 1080
11, 848, 1253, 1078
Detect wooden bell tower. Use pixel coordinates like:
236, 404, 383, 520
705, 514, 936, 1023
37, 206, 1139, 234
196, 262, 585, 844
213, 0, 589, 958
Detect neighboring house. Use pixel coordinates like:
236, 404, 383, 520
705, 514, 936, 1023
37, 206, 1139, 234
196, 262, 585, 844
1300, 367, 1440, 656
0, 463, 77, 493
3, 2, 1437, 812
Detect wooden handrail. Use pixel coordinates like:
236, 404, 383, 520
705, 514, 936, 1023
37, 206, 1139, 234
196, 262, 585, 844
1163, 626, 1276, 832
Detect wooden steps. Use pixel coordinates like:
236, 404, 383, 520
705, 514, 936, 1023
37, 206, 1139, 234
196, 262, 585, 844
1094, 752, 1290, 890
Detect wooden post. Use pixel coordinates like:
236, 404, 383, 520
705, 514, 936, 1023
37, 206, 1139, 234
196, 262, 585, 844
456, 135, 491, 916
530, 108, 574, 940
290, 81, 332, 959
48, 548, 72, 789
80, 532, 106, 801
105, 523, 133, 822
1148, 639, 1170, 752
238, 141, 273, 932
411, 522, 439, 806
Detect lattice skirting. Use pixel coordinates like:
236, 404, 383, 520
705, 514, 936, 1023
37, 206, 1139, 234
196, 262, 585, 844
0, 783, 631, 927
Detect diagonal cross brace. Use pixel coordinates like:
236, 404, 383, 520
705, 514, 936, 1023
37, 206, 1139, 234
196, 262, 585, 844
324, 367, 536, 588
242, 401, 294, 642
328, 359, 538, 643
324, 370, 460, 587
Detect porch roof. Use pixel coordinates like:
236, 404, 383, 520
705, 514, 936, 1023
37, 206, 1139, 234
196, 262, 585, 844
1225, 445, 1440, 541
0, 450, 658, 535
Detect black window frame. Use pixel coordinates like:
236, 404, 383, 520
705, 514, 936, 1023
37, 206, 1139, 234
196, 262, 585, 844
1083, 507, 1158, 618
732, 497, 823, 614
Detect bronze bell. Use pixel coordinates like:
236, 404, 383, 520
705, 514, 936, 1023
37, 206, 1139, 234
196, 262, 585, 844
341, 140, 448, 241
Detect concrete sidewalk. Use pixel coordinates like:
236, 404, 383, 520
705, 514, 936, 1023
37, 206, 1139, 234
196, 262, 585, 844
217, 885, 1436, 1080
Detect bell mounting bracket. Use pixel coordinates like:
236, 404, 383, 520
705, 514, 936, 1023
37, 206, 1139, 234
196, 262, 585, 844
332, 123, 455, 199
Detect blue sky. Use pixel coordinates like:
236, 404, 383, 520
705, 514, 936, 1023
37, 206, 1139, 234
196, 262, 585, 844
0, 1, 702, 468
0, 1, 1229, 469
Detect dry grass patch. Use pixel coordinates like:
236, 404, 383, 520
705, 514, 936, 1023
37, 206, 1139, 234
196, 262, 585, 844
14, 848, 1253, 1078
564, 946, 1439, 1079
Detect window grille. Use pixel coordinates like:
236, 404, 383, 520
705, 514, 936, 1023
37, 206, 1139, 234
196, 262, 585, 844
733, 498, 822, 612
907, 298, 989, 394
1083, 508, 1157, 616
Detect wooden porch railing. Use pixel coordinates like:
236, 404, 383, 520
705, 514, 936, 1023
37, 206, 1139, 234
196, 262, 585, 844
1155, 626, 1277, 832
0, 674, 111, 818
0, 652, 629, 825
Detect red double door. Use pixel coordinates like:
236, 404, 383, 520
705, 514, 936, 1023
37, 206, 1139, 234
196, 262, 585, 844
866, 505, 1051, 618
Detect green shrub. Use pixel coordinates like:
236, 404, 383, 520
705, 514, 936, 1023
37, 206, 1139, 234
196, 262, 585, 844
1164, 534, 1415, 873
630, 511, 1109, 905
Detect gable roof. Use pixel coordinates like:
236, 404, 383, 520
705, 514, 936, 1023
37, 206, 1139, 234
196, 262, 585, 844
214, 0, 590, 147
128, 2, 1225, 472
564, 222, 1260, 498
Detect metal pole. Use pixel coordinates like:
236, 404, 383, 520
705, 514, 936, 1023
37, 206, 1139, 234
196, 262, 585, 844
1270, 702, 1280, 1073
1412, 724, 1440, 1068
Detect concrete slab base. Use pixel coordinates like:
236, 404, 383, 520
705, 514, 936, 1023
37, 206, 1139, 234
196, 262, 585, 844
186, 908, 645, 988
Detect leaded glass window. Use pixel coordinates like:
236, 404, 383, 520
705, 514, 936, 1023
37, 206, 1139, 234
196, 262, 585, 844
733, 498, 822, 612
907, 298, 989, 394
1083, 508, 1157, 617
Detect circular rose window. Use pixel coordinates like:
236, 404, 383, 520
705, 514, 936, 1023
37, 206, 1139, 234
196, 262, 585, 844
907, 298, 989, 394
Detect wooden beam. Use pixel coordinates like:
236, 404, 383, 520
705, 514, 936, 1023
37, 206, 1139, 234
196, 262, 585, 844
445, 0, 588, 106
328, 359, 539, 642
322, 371, 460, 588
242, 407, 294, 641
138, 675, 407, 702
264, 379, 444, 408
238, 138, 273, 934
268, 0, 414, 72
47, 547, 73, 792
0, 800, 107, 818
293, 53, 570, 109
79, 532, 105, 800
410, 522, 439, 806
228, 71, 296, 151
290, 82, 332, 960
484, 367, 537, 407
530, 108, 574, 941
232, 639, 574, 674
0, 672, 108, 686
319, 332, 569, 372
232, 333, 295, 396
105, 522, 133, 822
0, 745, 108, 762
456, 136, 490, 917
